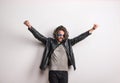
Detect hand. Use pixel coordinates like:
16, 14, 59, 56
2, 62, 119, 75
24, 20, 32, 28
89, 24, 98, 33
92, 24, 98, 30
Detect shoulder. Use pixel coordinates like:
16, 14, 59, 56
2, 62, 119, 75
47, 37, 56, 42
48, 37, 54, 40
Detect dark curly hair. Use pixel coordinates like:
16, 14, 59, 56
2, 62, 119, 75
53, 25, 69, 40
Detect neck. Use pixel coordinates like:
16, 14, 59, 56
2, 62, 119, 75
57, 41, 61, 44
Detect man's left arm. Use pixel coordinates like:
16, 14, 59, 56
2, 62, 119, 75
70, 24, 98, 46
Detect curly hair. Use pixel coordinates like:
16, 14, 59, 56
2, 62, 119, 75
53, 25, 69, 40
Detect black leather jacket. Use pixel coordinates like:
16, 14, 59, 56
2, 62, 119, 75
28, 27, 91, 71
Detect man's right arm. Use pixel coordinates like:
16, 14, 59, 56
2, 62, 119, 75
24, 20, 47, 44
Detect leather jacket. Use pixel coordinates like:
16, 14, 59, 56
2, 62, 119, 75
28, 27, 91, 71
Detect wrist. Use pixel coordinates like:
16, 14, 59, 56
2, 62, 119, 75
92, 27, 95, 30
89, 29, 93, 33
28, 25, 32, 29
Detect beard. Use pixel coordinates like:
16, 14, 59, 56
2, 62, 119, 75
57, 37, 64, 42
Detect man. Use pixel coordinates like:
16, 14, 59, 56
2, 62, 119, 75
24, 20, 98, 83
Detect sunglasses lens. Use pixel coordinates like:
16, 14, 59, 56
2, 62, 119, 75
57, 34, 64, 37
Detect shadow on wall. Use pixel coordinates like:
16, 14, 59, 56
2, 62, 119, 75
13, 30, 50, 83
24, 30, 50, 83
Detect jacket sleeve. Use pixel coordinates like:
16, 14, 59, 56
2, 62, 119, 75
28, 27, 47, 44
69, 30, 91, 46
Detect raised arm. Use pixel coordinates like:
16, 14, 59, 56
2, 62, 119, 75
24, 20, 47, 44
70, 24, 98, 46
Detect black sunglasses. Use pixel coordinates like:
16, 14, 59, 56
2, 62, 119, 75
56, 34, 64, 37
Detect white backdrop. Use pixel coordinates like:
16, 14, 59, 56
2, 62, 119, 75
0, 0, 120, 83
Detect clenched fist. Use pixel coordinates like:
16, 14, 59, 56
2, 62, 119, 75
89, 24, 98, 33
93, 24, 98, 30
24, 20, 32, 28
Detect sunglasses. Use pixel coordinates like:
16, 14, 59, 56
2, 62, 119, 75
56, 34, 64, 37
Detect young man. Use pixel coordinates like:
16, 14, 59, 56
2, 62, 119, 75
24, 20, 98, 83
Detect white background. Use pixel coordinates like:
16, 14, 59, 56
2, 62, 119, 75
0, 0, 120, 83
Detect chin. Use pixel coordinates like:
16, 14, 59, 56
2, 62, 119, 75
59, 40, 62, 42
58, 39, 63, 42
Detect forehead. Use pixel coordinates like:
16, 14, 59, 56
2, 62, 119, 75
58, 30, 64, 34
